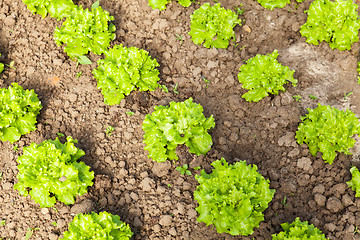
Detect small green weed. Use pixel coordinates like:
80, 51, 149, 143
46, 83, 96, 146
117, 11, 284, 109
176, 164, 192, 175
293, 95, 302, 102
105, 126, 115, 136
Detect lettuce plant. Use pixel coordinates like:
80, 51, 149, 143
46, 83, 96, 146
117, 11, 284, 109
256, 0, 303, 10
93, 44, 160, 105
238, 50, 297, 102
142, 98, 215, 162
194, 158, 275, 236
0, 54, 3, 73
62, 212, 133, 239
14, 137, 94, 208
22, 0, 75, 20
272, 217, 328, 239
300, 0, 360, 51
347, 166, 360, 197
0, 83, 42, 143
54, 5, 116, 61
148, 0, 192, 10
296, 104, 360, 164
189, 3, 241, 49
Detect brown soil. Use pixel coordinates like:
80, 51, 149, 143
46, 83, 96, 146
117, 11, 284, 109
1, 0, 360, 239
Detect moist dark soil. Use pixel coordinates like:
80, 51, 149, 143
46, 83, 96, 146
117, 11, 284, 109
1, 0, 360, 239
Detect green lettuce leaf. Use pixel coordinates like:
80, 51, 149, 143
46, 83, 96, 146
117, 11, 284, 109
54, 5, 115, 61
62, 211, 133, 239
148, 0, 192, 10
256, 0, 290, 10
189, 3, 241, 49
272, 217, 328, 239
0, 83, 42, 143
347, 166, 360, 197
14, 136, 94, 208
93, 44, 160, 105
22, 0, 75, 20
194, 158, 275, 236
300, 0, 360, 51
238, 50, 297, 102
142, 98, 215, 162
296, 104, 360, 164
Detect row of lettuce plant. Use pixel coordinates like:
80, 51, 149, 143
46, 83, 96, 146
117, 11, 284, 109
4, 0, 360, 238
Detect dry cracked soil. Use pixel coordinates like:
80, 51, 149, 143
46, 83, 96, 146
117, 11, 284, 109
1, 0, 360, 239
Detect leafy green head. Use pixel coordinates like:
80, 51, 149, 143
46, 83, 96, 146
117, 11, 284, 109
93, 44, 160, 105
300, 0, 360, 51
272, 217, 328, 239
256, 0, 290, 10
22, 0, 75, 20
14, 136, 94, 207
142, 98, 215, 162
189, 3, 241, 49
54, 5, 115, 61
296, 104, 360, 164
347, 166, 360, 197
194, 158, 275, 236
62, 211, 133, 239
0, 83, 42, 143
238, 49, 297, 102
148, 0, 193, 10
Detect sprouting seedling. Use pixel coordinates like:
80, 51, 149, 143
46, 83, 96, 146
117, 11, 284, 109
293, 95, 302, 102
25, 227, 40, 240
0, 220, 5, 226
173, 83, 179, 94
5, 61, 16, 70
354, 225, 358, 234
0, 172, 2, 180
57, 132, 65, 137
344, 91, 353, 100
167, 183, 172, 187
309, 95, 318, 100
105, 126, 114, 136
194, 166, 201, 170
14, 144, 19, 151
176, 164, 192, 175
126, 111, 135, 117
281, 196, 288, 207
77, 71, 83, 78
235, 4, 244, 15
160, 84, 169, 93
51, 222, 57, 226
175, 34, 184, 45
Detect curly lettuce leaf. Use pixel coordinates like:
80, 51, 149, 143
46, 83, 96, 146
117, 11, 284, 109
54, 5, 115, 61
93, 44, 160, 105
62, 211, 133, 239
296, 104, 360, 164
272, 217, 328, 239
300, 0, 360, 51
238, 50, 297, 102
194, 158, 275, 236
22, 0, 75, 20
142, 98, 215, 162
256, 0, 290, 10
0, 54, 3, 73
148, 0, 192, 10
14, 136, 94, 208
347, 166, 360, 197
0, 83, 42, 143
189, 3, 241, 49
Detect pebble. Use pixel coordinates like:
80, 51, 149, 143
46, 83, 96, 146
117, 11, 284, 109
169, 227, 177, 236
297, 157, 312, 171
70, 199, 95, 214
325, 223, 337, 232
152, 162, 171, 177
187, 208, 197, 219
313, 184, 325, 194
326, 197, 344, 213
49, 233, 58, 240
342, 194, 353, 207
314, 193, 326, 207
139, 177, 155, 192
288, 148, 300, 157
159, 215, 172, 226
153, 224, 161, 232
278, 132, 295, 147
57, 219, 66, 229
